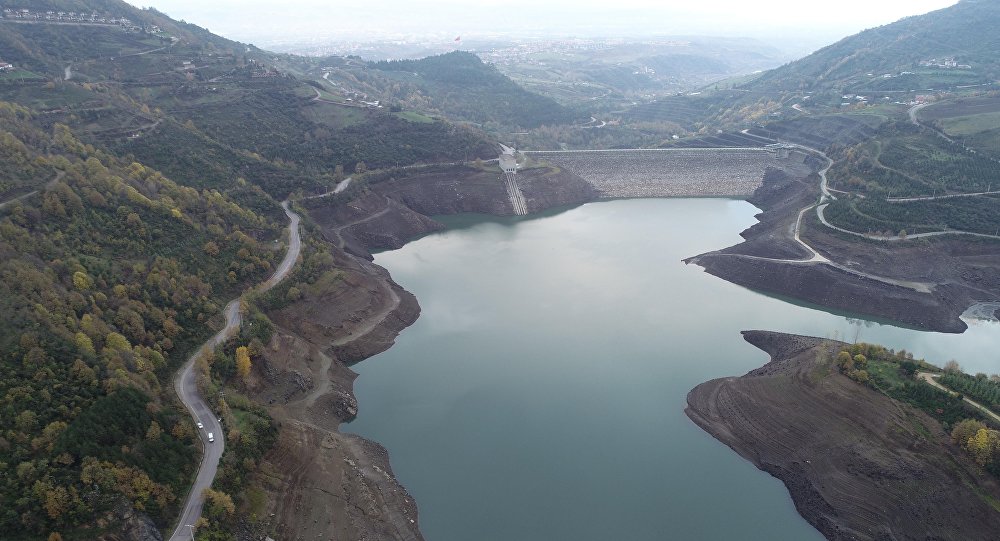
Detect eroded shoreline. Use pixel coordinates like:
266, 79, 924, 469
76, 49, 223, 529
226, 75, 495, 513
257, 153, 998, 539
686, 330, 1000, 540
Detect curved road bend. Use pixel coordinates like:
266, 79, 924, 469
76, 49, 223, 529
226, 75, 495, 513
917, 372, 1000, 425
169, 201, 301, 541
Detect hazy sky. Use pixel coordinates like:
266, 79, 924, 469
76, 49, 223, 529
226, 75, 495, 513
129, 0, 959, 51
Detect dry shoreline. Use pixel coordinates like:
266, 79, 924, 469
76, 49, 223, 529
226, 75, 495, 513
686, 330, 1000, 540
254, 155, 998, 539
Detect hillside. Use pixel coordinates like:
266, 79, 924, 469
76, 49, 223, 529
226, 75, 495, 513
0, 2, 511, 539
0, 1, 500, 200
687, 331, 1000, 541
746, 0, 999, 96
0, 102, 284, 538
369, 51, 580, 129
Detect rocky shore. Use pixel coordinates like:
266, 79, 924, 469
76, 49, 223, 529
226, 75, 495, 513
686, 330, 1000, 541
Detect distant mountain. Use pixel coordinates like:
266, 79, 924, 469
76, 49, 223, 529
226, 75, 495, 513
370, 51, 580, 128
625, 1, 1000, 132
745, 0, 1000, 94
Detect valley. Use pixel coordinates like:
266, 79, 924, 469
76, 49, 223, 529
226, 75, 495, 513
1, 0, 1000, 540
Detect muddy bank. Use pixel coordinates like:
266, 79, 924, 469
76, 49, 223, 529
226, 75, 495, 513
686, 330, 1000, 541
244, 163, 599, 540
246, 237, 424, 541
690, 254, 973, 333
305, 164, 598, 257
689, 153, 1000, 333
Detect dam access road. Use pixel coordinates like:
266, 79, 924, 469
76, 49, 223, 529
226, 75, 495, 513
169, 201, 301, 541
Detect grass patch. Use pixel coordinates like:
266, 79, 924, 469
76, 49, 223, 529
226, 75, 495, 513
868, 359, 909, 389
966, 481, 1000, 513
0, 69, 44, 81
301, 101, 365, 128
394, 110, 436, 123
938, 111, 1000, 136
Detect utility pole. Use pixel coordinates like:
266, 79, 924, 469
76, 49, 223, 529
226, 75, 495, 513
186, 524, 196, 540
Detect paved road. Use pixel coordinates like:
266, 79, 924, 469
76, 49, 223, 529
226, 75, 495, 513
908, 102, 930, 125
887, 190, 1000, 203
169, 201, 301, 541
816, 203, 1000, 242
304, 177, 353, 200
918, 372, 1000, 425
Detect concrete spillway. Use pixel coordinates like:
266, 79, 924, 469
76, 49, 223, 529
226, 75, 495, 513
503, 171, 528, 215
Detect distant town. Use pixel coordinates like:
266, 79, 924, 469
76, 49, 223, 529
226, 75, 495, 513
0, 7, 161, 34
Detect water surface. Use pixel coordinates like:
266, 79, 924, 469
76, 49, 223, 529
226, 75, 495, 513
349, 198, 1000, 540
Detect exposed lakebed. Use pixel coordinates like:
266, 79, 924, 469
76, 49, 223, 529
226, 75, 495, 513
348, 198, 1000, 540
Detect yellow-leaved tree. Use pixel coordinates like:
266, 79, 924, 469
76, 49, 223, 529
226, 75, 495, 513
236, 346, 252, 382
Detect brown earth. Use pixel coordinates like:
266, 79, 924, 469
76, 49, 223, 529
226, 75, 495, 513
243, 164, 594, 541
305, 164, 597, 257
244, 238, 423, 541
686, 330, 1000, 541
689, 152, 1000, 333
249, 156, 1000, 540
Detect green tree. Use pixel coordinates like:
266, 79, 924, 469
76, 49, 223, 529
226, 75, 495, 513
75, 333, 95, 357
146, 421, 162, 441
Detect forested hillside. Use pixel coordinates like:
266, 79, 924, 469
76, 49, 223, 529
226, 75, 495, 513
0, 101, 283, 537
746, 0, 999, 95
371, 51, 580, 129
0, 1, 516, 537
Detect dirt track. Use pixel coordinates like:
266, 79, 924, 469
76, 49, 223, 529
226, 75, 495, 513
686, 331, 1000, 541
249, 225, 423, 540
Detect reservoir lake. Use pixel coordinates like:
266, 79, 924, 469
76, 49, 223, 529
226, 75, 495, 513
348, 198, 1000, 540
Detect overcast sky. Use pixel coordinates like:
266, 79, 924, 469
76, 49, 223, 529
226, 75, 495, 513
128, 0, 959, 52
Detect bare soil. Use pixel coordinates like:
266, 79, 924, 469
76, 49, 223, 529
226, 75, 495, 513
243, 164, 596, 541
691, 153, 1000, 333
686, 330, 1000, 541
245, 237, 422, 541
307, 164, 597, 257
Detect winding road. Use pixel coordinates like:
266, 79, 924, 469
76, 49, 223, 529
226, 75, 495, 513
706, 144, 935, 293
169, 201, 301, 541
816, 202, 1000, 242
917, 372, 1000, 426
304, 176, 353, 200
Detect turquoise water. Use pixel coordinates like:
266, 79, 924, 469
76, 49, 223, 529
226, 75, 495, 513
348, 198, 1000, 540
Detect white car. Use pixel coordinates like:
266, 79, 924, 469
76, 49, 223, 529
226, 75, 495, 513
208, 432, 214, 443
197, 422, 204, 429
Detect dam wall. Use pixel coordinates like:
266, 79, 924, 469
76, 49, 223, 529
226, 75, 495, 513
526, 148, 773, 198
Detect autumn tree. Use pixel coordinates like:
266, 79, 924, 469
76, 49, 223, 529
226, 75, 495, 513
203, 488, 235, 517
236, 346, 252, 382
967, 428, 998, 466
953, 419, 986, 446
